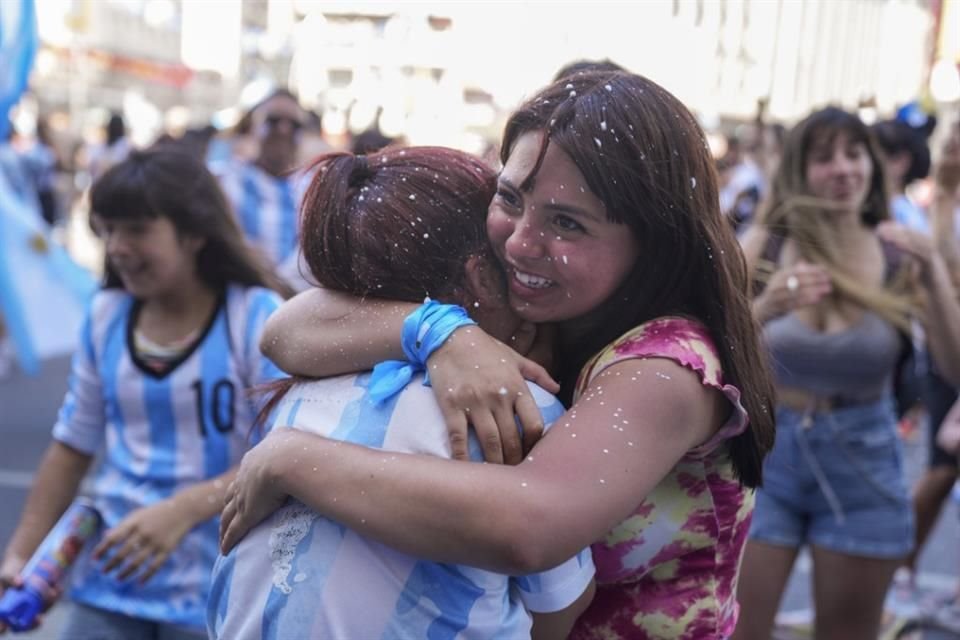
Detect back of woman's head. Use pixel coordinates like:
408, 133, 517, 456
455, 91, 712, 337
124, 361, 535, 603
299, 147, 496, 303
872, 118, 932, 186
502, 71, 775, 487
90, 149, 280, 293
770, 107, 888, 227
255, 147, 496, 433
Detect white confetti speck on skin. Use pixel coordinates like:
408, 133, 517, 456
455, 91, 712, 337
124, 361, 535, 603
594, 137, 602, 148
600, 121, 607, 131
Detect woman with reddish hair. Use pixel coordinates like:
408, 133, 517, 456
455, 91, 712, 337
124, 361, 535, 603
208, 146, 595, 640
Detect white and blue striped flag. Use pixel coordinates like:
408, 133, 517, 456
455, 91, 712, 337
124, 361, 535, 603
0, 0, 97, 376
0, 0, 38, 139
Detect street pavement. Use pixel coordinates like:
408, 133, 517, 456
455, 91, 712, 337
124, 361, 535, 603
1, 356, 958, 639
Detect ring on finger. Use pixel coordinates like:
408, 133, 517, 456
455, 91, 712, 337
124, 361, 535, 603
786, 275, 799, 293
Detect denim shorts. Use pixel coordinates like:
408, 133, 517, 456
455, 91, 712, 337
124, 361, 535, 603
749, 397, 914, 559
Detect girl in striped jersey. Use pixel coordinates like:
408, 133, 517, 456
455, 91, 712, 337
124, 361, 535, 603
0, 149, 285, 639
208, 147, 594, 640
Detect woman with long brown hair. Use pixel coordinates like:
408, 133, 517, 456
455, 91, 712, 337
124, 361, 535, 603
734, 107, 960, 640
221, 71, 777, 639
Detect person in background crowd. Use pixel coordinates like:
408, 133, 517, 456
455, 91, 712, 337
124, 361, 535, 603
19, 116, 61, 227
719, 133, 766, 233
735, 107, 960, 640
87, 113, 131, 183
873, 118, 933, 233
892, 118, 960, 612
0, 149, 284, 639
221, 71, 777, 640
208, 146, 594, 640
215, 89, 309, 275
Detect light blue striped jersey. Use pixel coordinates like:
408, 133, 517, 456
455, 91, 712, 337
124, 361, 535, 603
52, 285, 283, 631
216, 161, 307, 268
208, 373, 595, 640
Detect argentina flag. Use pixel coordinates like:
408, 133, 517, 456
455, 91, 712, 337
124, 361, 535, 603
0, 0, 97, 376
0, 0, 37, 140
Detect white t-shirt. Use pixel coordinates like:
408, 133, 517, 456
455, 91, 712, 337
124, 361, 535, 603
208, 372, 594, 640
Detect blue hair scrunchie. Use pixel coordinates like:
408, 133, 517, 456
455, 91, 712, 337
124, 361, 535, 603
366, 299, 477, 406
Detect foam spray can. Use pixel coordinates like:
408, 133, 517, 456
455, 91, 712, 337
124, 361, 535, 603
0, 499, 100, 631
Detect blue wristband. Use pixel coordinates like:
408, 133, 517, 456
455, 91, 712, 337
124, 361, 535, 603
367, 300, 476, 406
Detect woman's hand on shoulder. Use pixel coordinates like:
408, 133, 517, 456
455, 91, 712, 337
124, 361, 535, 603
428, 326, 559, 465
752, 260, 832, 323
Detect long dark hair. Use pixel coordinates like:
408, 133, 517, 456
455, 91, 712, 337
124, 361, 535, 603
90, 149, 284, 294
257, 146, 497, 426
760, 107, 914, 332
501, 71, 776, 487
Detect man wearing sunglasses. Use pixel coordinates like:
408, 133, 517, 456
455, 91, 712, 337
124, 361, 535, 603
218, 89, 309, 277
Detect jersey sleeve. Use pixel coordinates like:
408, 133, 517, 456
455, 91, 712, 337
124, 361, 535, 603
242, 287, 285, 386
51, 304, 105, 454
513, 547, 595, 613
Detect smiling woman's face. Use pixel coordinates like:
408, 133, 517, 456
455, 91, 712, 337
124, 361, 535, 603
486, 131, 639, 325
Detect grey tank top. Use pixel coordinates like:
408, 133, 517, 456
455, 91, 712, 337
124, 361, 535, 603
764, 311, 902, 397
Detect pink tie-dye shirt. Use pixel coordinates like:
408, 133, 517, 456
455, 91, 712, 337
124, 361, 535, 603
569, 316, 754, 640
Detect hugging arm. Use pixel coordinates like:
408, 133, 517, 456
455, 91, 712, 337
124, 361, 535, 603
221, 357, 718, 573
259, 288, 413, 377
261, 292, 558, 462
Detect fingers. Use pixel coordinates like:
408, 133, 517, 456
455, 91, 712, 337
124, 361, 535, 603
138, 550, 170, 584
470, 410, 504, 465
220, 514, 246, 555
493, 404, 523, 465
518, 358, 559, 394
100, 534, 138, 574
219, 497, 238, 552
93, 528, 124, 562
116, 544, 154, 581
438, 402, 471, 462
515, 393, 545, 456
